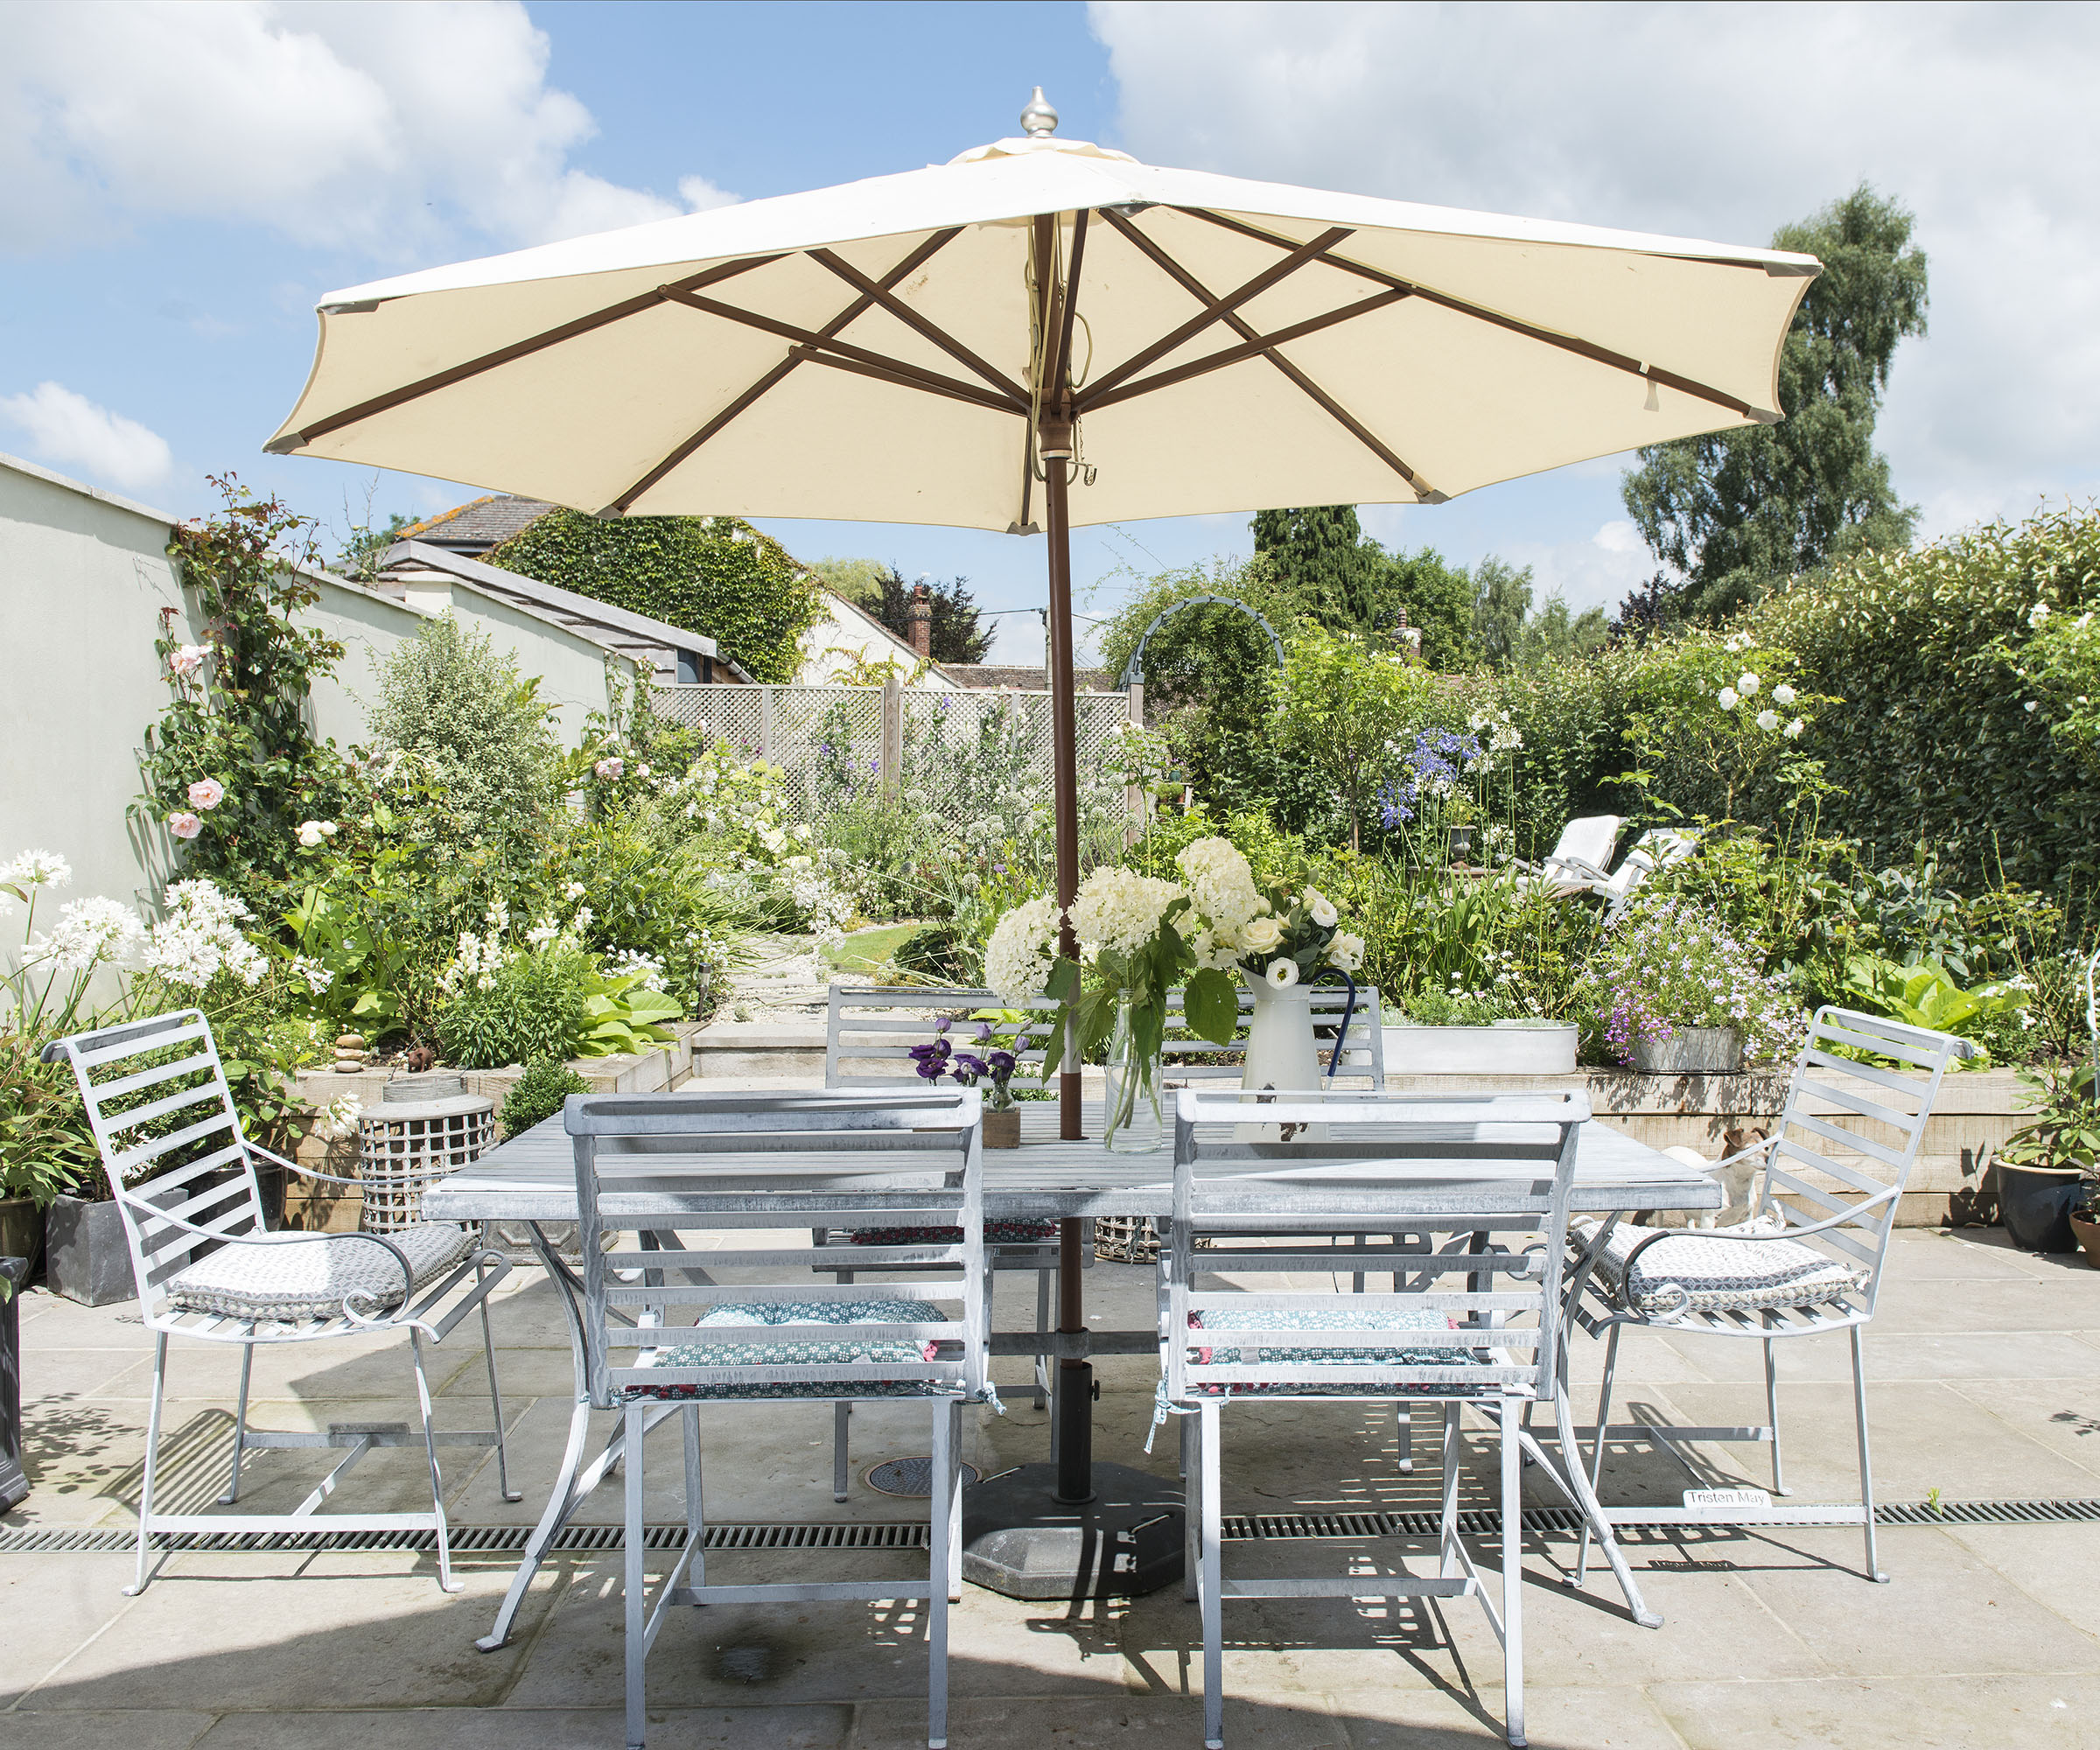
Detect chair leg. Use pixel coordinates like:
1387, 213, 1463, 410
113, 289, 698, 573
1200, 1399, 1224, 1750
928, 1398, 955, 1749
1439, 1401, 1462, 1578
1034, 1265, 1052, 1409
834, 1401, 852, 1502
1764, 1335, 1788, 1496
1574, 1323, 1621, 1588
625, 1402, 649, 1750
1502, 1400, 1527, 1747
218, 1341, 254, 1505
409, 1329, 459, 1594
479, 1259, 521, 1502
127, 1331, 171, 1598
1395, 1401, 1415, 1475
1850, 1325, 1887, 1583
1183, 1407, 1200, 1602
682, 1405, 705, 1592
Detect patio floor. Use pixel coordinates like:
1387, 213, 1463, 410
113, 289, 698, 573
6, 1225, 2100, 1748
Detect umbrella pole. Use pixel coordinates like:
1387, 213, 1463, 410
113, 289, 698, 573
1040, 436, 1093, 1502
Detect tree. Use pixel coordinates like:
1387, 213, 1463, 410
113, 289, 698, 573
1470, 556, 1534, 668
1253, 506, 1382, 631
1620, 185, 1928, 622
1382, 545, 1476, 669
1270, 628, 1438, 851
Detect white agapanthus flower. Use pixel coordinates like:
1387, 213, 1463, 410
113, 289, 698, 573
143, 879, 265, 988
1326, 931, 1366, 974
1068, 867, 1182, 959
984, 893, 1064, 1004
316, 1095, 364, 1142
1, 850, 72, 889
1304, 886, 1339, 928
1264, 957, 1300, 990
1736, 671, 1760, 696
1771, 683, 1796, 707
43, 896, 148, 971
1755, 709, 1780, 732
290, 955, 334, 995
1716, 687, 1740, 710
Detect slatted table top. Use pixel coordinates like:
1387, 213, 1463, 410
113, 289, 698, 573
423, 1098, 1723, 1223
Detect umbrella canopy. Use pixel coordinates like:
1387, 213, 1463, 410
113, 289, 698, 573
267, 103, 1816, 531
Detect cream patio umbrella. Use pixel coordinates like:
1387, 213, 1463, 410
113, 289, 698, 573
267, 90, 1816, 1572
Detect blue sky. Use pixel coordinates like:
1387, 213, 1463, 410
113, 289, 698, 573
7, 2, 2097, 664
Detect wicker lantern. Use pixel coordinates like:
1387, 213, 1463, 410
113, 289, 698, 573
357, 1074, 496, 1236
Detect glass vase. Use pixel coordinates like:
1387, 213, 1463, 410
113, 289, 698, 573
1102, 990, 1164, 1154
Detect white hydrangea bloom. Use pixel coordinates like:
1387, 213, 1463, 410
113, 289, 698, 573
1174, 836, 1260, 934
984, 893, 1063, 1004
43, 896, 147, 971
1067, 867, 1182, 959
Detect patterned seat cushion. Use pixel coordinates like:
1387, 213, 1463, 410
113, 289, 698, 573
168, 1223, 476, 1322
1578, 1222, 1870, 1315
847, 1222, 1056, 1246
628, 1298, 960, 1401
1183, 1304, 1492, 1398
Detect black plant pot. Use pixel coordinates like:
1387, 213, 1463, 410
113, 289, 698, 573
45, 1196, 135, 1306
1, 1256, 26, 1512
1997, 1163, 2083, 1253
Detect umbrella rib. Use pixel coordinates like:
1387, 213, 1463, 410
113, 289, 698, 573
1076, 287, 1409, 413
786, 345, 1025, 414
602, 228, 964, 515
1079, 222, 1358, 405
1180, 206, 1768, 422
1101, 207, 1438, 498
807, 248, 1031, 407
1046, 209, 1089, 401
656, 287, 1022, 413
268, 254, 785, 452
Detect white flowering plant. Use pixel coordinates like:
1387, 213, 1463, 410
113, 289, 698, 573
1622, 629, 1825, 819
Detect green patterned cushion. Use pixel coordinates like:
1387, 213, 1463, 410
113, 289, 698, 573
628, 1298, 958, 1401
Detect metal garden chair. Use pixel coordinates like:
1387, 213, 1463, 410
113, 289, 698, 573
1564, 1005, 1971, 1586
1160, 1087, 1592, 1749
44, 1010, 514, 1596
565, 1086, 994, 1750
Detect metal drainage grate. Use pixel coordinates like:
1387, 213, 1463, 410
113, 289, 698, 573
864, 1457, 983, 1499
7, 1498, 2100, 1558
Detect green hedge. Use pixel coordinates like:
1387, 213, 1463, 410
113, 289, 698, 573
486, 510, 824, 683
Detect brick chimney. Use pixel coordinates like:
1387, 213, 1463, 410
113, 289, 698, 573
907, 582, 933, 658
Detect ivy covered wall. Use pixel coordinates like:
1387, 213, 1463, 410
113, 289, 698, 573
486, 510, 825, 683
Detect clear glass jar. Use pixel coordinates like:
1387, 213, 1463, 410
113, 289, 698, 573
1103, 989, 1164, 1154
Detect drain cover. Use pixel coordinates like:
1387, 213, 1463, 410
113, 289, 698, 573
864, 1456, 982, 1498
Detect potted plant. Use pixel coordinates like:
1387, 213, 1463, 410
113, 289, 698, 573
908, 1017, 1025, 1147
0, 1029, 100, 1284
1382, 986, 1578, 1075
1996, 1060, 2099, 1255
1578, 896, 1802, 1075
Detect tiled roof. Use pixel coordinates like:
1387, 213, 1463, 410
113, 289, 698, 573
943, 664, 1118, 692
396, 494, 557, 552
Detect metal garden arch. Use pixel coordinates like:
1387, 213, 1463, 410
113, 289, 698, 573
1116, 594, 1286, 688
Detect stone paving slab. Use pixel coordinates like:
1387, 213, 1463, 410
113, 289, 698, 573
5, 1228, 2099, 1747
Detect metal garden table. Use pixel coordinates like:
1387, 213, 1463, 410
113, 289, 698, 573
426, 1100, 1720, 1644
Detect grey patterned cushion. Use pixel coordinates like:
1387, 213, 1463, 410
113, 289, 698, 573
1184, 1304, 1491, 1397
168, 1223, 476, 1322
630, 1298, 959, 1401
1579, 1222, 1869, 1315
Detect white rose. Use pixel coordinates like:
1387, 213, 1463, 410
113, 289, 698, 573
1755, 709, 1779, 732
1771, 683, 1796, 707
1264, 957, 1299, 990
1716, 687, 1739, 710
1242, 914, 1284, 952
1783, 717, 1805, 738
1737, 671, 1760, 696
1304, 887, 1339, 928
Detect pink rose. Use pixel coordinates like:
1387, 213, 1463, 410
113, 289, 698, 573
168, 644, 208, 677
187, 778, 225, 810
595, 757, 624, 781
168, 812, 202, 841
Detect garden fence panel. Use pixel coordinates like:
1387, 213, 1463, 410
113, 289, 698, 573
654, 683, 1132, 828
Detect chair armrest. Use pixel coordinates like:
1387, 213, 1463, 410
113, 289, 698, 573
1702, 1133, 1784, 1175
249, 1140, 363, 1189
110, 1188, 416, 1298
1618, 1184, 1899, 1278
1550, 855, 1613, 886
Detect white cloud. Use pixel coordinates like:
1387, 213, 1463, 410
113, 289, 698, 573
1090, 1, 2100, 544
0, 1, 732, 255
1, 382, 173, 491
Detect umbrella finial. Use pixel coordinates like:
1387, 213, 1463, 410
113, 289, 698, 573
1020, 87, 1059, 137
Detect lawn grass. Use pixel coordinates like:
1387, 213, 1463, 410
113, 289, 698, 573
821, 922, 924, 976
